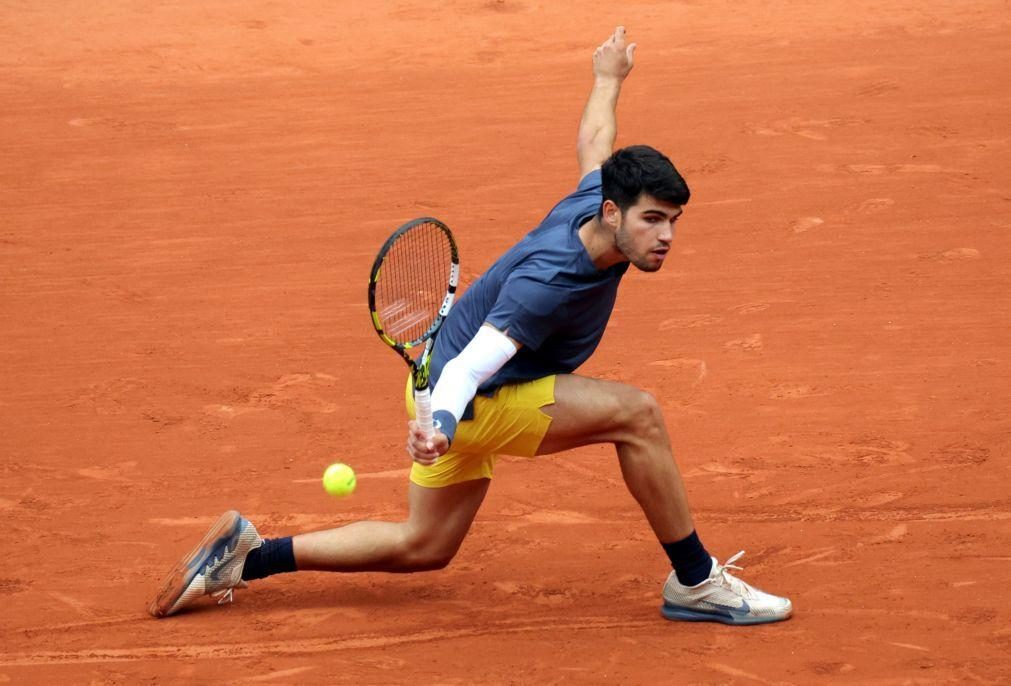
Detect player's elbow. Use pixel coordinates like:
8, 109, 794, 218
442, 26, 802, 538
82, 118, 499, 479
576, 133, 602, 159
576, 129, 597, 153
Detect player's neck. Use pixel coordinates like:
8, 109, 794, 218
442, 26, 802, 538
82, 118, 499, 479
578, 216, 627, 270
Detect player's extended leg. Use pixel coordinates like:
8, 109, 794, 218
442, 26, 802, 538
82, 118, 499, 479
293, 478, 488, 572
148, 478, 488, 617
539, 374, 793, 625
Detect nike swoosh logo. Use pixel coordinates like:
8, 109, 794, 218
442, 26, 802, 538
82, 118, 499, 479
206, 544, 234, 581
199, 533, 239, 580
700, 598, 751, 617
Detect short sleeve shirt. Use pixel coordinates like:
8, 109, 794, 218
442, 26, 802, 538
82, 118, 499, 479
429, 170, 628, 411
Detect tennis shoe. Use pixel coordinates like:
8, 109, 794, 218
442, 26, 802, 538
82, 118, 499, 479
147, 510, 262, 618
661, 551, 792, 625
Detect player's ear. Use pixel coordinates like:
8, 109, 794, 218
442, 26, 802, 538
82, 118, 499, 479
601, 199, 621, 230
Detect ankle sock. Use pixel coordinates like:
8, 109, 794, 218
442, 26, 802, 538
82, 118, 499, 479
661, 530, 713, 586
241, 537, 297, 581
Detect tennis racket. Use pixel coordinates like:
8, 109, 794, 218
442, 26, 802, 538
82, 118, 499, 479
368, 217, 459, 438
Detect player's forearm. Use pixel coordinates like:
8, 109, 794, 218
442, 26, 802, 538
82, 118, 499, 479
576, 77, 622, 170
430, 325, 518, 444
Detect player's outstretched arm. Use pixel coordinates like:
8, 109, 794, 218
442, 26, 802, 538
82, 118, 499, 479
576, 26, 636, 179
406, 325, 520, 465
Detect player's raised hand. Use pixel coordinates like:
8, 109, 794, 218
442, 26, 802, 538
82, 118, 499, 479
407, 420, 450, 466
592, 26, 636, 81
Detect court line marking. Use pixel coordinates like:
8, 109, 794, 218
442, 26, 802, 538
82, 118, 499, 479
0, 616, 656, 666
709, 662, 791, 685
237, 666, 318, 682
292, 468, 409, 484
692, 198, 754, 206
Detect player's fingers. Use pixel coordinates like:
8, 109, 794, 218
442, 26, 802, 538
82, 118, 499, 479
408, 422, 428, 442
626, 43, 636, 63
407, 431, 429, 455
413, 432, 435, 451
407, 441, 435, 463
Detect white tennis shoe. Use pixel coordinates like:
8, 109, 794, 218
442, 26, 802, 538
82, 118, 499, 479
148, 510, 262, 618
661, 551, 792, 625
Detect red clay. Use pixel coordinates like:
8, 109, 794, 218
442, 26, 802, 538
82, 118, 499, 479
2, 1, 1009, 683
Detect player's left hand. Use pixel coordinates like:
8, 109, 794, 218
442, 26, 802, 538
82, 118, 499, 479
593, 26, 636, 81
407, 420, 450, 465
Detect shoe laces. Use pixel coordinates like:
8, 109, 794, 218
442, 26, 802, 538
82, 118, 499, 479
211, 580, 248, 605
712, 551, 756, 599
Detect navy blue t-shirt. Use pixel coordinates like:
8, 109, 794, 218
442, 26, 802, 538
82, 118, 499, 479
429, 170, 628, 411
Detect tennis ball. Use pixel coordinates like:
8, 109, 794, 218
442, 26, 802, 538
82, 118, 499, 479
322, 462, 356, 498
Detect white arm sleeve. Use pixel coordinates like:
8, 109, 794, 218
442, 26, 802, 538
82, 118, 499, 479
430, 324, 518, 440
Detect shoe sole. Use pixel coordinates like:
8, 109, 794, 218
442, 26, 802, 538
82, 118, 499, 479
661, 603, 791, 626
147, 510, 243, 618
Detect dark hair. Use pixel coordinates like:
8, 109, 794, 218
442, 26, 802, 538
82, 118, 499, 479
600, 145, 690, 214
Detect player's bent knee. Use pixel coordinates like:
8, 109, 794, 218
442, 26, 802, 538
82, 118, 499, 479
400, 544, 457, 571
618, 389, 665, 440
398, 526, 462, 571
407, 552, 455, 572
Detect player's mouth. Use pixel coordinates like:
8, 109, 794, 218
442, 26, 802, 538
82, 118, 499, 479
650, 247, 669, 260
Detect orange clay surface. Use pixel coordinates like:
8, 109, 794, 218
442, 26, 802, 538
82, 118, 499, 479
2, 1, 1010, 683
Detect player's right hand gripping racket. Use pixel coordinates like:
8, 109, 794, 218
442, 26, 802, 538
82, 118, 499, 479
368, 217, 459, 438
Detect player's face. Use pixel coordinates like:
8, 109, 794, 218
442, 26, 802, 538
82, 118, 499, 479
614, 194, 683, 272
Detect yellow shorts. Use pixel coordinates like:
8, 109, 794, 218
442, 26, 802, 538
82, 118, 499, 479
405, 375, 556, 488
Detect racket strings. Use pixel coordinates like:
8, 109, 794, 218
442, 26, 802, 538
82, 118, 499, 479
375, 221, 452, 345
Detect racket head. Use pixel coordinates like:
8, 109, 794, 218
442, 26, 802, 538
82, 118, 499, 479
368, 217, 459, 387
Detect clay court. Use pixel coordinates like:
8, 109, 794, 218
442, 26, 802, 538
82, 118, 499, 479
2, 1, 1010, 683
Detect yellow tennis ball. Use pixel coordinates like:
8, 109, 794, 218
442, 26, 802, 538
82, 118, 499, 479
322, 463, 356, 498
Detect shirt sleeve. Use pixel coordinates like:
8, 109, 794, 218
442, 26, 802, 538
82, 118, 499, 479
537, 170, 603, 229
485, 273, 569, 351
577, 168, 603, 191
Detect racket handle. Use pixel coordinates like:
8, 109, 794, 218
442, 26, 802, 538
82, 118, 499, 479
414, 386, 434, 438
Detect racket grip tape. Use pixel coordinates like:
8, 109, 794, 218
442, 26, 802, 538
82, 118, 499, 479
414, 386, 434, 438
413, 387, 458, 445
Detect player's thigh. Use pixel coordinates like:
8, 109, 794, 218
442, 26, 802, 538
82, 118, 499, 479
537, 374, 652, 455
406, 478, 489, 554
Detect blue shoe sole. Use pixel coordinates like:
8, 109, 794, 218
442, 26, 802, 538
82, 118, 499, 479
661, 603, 790, 626
147, 510, 243, 618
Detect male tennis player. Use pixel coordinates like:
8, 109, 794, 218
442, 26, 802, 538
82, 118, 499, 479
149, 26, 792, 625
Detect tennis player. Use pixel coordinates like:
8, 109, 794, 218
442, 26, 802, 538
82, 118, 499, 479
149, 26, 792, 625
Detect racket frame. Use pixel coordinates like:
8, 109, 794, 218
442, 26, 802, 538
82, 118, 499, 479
367, 217, 459, 437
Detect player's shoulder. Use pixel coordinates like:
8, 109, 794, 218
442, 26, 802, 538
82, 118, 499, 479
507, 241, 590, 293
542, 170, 602, 222
576, 167, 603, 191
